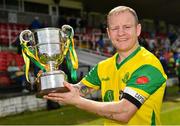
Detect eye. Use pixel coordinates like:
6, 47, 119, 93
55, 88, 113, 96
109, 26, 119, 31
125, 26, 131, 28
124, 25, 132, 29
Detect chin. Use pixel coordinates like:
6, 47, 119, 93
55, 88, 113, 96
116, 45, 128, 51
117, 45, 133, 52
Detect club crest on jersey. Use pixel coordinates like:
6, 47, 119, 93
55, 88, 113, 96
122, 72, 130, 83
136, 76, 149, 84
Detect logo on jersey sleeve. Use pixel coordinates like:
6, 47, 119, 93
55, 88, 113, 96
136, 76, 149, 84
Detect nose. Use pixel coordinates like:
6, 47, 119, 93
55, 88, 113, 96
117, 28, 125, 36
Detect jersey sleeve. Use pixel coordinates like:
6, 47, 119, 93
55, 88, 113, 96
81, 64, 101, 90
122, 64, 167, 108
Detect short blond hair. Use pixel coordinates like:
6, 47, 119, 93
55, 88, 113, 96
107, 6, 139, 27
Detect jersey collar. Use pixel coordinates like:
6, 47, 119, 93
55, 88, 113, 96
115, 46, 141, 70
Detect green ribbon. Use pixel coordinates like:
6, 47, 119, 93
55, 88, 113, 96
66, 52, 77, 82
66, 37, 78, 83
21, 44, 46, 72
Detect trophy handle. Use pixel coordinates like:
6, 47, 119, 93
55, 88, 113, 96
61, 25, 74, 56
61, 25, 74, 38
20, 29, 47, 82
19, 29, 34, 44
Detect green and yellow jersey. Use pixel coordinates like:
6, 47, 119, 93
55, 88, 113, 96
81, 46, 167, 125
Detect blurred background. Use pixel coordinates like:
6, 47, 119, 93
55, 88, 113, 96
0, 0, 180, 125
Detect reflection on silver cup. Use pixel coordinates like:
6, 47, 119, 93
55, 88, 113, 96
20, 26, 78, 98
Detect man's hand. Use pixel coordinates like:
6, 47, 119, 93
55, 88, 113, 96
43, 81, 81, 105
43, 81, 138, 123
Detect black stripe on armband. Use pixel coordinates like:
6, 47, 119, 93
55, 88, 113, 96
122, 93, 142, 109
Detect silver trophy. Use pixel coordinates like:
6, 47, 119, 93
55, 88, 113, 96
19, 25, 78, 97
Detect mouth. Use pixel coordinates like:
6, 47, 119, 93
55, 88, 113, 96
116, 38, 128, 42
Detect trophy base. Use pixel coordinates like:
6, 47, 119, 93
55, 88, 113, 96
36, 70, 68, 98
36, 87, 69, 98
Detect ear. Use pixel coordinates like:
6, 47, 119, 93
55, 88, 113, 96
106, 27, 111, 39
136, 24, 141, 37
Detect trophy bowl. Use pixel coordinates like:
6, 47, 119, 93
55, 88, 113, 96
20, 26, 77, 98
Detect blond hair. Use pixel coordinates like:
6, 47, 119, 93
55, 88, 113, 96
107, 6, 139, 27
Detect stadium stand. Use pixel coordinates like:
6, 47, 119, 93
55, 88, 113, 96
0, 22, 28, 46
0, 51, 25, 92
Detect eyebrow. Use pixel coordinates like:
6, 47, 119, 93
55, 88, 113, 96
109, 24, 134, 28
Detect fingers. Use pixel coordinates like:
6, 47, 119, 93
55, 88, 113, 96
47, 92, 65, 97
43, 81, 77, 104
43, 95, 64, 103
63, 81, 74, 92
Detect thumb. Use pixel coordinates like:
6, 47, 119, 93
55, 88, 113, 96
63, 81, 74, 92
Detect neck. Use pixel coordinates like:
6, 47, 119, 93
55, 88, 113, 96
117, 43, 139, 64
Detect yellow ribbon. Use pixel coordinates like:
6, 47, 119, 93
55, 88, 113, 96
22, 48, 30, 82
64, 38, 78, 70
20, 41, 48, 82
69, 38, 78, 69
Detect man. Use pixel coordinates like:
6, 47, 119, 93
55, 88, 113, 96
44, 6, 167, 125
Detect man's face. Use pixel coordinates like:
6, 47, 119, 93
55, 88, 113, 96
107, 11, 141, 52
